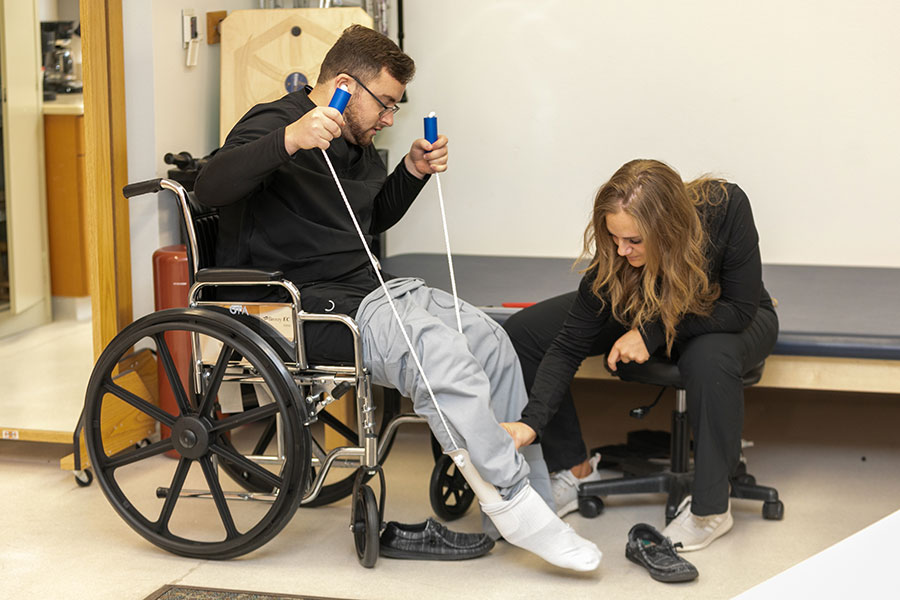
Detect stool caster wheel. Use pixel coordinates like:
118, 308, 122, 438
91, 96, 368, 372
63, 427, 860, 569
429, 454, 475, 521
74, 469, 93, 487
733, 474, 756, 486
352, 483, 380, 568
763, 500, 784, 520
578, 496, 604, 518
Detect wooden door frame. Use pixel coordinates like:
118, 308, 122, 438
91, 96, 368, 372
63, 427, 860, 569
81, 0, 132, 357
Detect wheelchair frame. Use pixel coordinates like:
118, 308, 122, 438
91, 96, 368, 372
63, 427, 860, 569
79, 178, 437, 566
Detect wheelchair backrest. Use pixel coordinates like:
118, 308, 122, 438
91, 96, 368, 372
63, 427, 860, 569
185, 202, 219, 287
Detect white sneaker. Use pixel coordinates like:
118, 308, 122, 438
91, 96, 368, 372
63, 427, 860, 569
550, 454, 602, 517
662, 495, 733, 552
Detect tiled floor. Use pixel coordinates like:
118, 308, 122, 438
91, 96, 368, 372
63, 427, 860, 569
1, 320, 899, 599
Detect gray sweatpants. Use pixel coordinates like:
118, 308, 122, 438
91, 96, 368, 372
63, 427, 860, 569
357, 277, 552, 510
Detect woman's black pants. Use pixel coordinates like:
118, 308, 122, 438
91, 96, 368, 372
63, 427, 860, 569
503, 292, 778, 516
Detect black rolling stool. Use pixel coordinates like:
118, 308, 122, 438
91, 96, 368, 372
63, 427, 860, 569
577, 357, 784, 523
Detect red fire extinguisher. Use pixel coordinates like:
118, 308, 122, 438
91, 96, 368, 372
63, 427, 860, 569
152, 245, 190, 457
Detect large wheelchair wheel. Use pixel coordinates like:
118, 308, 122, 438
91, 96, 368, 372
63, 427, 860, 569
83, 308, 310, 560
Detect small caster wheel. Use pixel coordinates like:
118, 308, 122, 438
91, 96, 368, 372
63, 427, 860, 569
763, 500, 784, 520
74, 469, 93, 487
733, 474, 756, 486
353, 484, 380, 568
429, 454, 475, 521
578, 496, 603, 518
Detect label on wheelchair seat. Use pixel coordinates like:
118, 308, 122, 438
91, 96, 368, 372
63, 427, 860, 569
199, 303, 295, 365
198, 303, 296, 413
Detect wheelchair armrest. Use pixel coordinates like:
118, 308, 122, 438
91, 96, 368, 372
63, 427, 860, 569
196, 267, 284, 283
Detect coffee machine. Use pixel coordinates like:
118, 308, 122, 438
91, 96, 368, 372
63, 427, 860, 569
41, 21, 83, 99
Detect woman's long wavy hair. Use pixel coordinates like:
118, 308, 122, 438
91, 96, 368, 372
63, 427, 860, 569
582, 159, 723, 354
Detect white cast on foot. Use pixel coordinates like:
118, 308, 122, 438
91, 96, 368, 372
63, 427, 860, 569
481, 483, 602, 571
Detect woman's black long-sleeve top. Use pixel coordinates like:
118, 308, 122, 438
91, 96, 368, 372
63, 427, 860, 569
519, 183, 775, 438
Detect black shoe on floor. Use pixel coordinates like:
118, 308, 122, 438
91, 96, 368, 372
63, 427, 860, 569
380, 518, 494, 561
625, 523, 699, 583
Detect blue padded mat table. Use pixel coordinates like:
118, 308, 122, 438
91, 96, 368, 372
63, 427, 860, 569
380, 254, 900, 361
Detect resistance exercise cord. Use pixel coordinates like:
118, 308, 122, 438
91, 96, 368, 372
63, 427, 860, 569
319, 85, 501, 503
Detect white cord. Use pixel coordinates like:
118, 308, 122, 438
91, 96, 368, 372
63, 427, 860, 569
320, 148, 460, 451
435, 173, 463, 334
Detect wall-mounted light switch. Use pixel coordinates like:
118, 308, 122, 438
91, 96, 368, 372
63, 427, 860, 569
182, 9, 201, 67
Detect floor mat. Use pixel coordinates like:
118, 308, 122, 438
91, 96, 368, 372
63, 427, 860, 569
145, 585, 353, 600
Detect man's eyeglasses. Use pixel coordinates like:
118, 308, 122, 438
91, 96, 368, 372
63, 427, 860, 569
349, 74, 400, 118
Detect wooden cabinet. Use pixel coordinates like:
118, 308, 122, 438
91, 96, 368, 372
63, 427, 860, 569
44, 113, 88, 297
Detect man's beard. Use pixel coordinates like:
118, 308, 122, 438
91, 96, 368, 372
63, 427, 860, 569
344, 103, 376, 147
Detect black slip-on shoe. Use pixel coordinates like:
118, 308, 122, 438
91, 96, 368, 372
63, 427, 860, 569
625, 523, 699, 583
379, 518, 494, 561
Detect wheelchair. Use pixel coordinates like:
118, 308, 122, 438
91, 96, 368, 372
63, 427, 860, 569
78, 178, 474, 567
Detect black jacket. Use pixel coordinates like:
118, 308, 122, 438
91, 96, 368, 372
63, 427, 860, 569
194, 87, 428, 317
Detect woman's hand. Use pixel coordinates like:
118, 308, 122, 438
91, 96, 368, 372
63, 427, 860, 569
607, 328, 650, 371
500, 421, 537, 450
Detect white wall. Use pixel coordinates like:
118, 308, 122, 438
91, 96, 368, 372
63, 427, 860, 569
123, 0, 254, 320
377, 0, 900, 268
125, 0, 900, 322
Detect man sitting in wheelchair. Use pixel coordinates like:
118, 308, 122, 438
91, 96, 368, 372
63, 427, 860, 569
194, 24, 601, 572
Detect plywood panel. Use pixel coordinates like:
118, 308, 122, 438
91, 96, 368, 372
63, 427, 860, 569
2, 428, 72, 444
575, 354, 900, 394
219, 8, 372, 144
61, 348, 158, 471
756, 355, 900, 394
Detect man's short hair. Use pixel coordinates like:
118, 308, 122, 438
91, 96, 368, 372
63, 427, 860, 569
317, 24, 415, 85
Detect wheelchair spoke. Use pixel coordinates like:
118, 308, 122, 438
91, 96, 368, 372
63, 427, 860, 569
199, 456, 239, 539
252, 417, 277, 455
197, 344, 234, 418
318, 408, 358, 443
103, 437, 175, 470
155, 457, 191, 533
83, 308, 311, 559
310, 435, 327, 462
103, 380, 176, 427
208, 402, 279, 434
211, 442, 283, 490
154, 333, 192, 415
451, 468, 467, 488
442, 487, 458, 503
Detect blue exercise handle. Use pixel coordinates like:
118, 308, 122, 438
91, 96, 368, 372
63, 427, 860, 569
329, 84, 351, 114
424, 112, 438, 143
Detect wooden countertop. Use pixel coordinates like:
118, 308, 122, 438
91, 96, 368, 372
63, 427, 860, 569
43, 93, 84, 116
